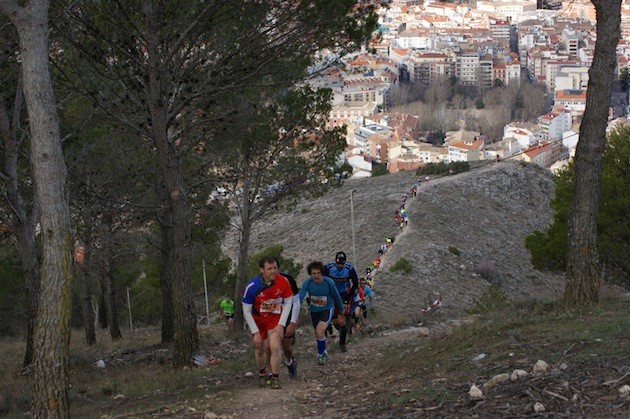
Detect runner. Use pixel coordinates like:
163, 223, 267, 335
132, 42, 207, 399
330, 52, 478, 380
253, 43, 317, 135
373, 256, 381, 269
242, 256, 293, 389
275, 258, 300, 379
322, 251, 359, 353
365, 267, 373, 286
299, 261, 345, 365
218, 296, 235, 330
351, 284, 366, 333
359, 278, 375, 320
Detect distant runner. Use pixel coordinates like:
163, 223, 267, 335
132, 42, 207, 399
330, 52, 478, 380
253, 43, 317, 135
219, 296, 235, 330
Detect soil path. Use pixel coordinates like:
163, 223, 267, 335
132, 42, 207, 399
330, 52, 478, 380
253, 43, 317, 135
210, 326, 415, 418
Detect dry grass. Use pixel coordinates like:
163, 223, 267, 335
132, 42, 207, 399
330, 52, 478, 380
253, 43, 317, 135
0, 324, 240, 416
1, 293, 628, 417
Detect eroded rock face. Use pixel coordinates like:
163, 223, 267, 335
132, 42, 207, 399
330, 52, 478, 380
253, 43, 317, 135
223, 161, 564, 320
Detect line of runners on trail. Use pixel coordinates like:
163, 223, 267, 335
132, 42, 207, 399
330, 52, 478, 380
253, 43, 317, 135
238, 177, 426, 389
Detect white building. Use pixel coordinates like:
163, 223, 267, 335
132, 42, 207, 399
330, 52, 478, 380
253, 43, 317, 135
353, 123, 390, 153
476, 1, 537, 23
562, 130, 579, 157
329, 102, 379, 129
396, 31, 433, 49
447, 139, 484, 162
347, 154, 373, 178
503, 125, 536, 149
554, 65, 590, 91
538, 111, 572, 140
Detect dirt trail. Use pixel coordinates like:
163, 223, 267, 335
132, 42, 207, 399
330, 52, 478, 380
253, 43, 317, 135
210, 326, 417, 418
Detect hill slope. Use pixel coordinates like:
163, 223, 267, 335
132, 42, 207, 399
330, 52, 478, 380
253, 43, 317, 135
224, 161, 565, 318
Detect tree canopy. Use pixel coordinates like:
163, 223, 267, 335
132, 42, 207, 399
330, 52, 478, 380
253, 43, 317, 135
526, 125, 630, 286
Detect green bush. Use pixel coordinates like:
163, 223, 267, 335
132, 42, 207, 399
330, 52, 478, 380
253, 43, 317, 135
465, 284, 511, 314
389, 258, 413, 274
448, 246, 460, 256
416, 161, 470, 176
371, 164, 389, 177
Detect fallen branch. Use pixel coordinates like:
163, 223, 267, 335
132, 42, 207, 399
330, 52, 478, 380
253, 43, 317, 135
603, 372, 630, 386
558, 343, 576, 362
543, 389, 569, 402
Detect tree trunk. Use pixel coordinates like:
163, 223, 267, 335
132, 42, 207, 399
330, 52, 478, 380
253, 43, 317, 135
17, 230, 41, 367
233, 177, 253, 330
159, 201, 175, 344
564, 0, 621, 307
78, 177, 96, 344
98, 277, 108, 330
233, 218, 253, 330
100, 213, 122, 340
77, 251, 96, 345
143, 0, 198, 366
0, 1, 74, 416
0, 75, 41, 369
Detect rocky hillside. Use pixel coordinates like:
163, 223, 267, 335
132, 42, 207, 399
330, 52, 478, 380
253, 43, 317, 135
223, 161, 565, 320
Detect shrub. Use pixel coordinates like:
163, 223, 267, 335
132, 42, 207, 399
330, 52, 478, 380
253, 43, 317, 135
475, 258, 499, 284
465, 284, 511, 314
389, 258, 413, 274
371, 164, 389, 177
416, 161, 470, 176
448, 246, 460, 256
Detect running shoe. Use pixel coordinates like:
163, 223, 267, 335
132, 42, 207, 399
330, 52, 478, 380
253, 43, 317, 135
322, 351, 329, 363
258, 374, 267, 388
317, 355, 325, 365
339, 344, 348, 353
287, 357, 297, 378
270, 376, 281, 389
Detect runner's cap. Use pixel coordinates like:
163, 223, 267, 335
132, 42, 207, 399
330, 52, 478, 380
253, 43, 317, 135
335, 251, 347, 264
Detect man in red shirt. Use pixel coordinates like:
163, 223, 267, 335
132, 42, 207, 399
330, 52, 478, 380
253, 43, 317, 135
242, 256, 293, 389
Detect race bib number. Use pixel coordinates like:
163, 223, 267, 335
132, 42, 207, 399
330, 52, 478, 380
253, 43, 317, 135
310, 296, 327, 307
260, 298, 282, 314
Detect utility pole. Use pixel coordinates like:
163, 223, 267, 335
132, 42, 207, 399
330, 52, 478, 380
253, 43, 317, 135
126, 287, 133, 331
350, 189, 357, 265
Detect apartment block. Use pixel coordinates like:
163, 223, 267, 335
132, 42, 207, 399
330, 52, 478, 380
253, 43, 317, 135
456, 51, 480, 85
408, 52, 455, 84
538, 110, 572, 140
554, 89, 587, 118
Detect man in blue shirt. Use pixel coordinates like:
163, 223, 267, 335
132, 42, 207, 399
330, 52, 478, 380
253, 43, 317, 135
322, 251, 359, 352
299, 261, 344, 365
